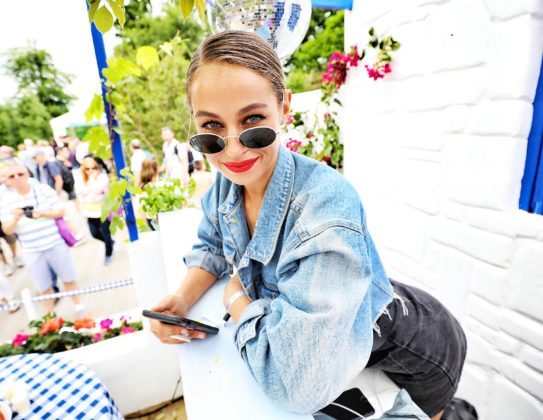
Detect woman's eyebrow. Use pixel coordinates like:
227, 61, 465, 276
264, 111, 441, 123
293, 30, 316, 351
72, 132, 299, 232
194, 110, 220, 118
238, 103, 269, 115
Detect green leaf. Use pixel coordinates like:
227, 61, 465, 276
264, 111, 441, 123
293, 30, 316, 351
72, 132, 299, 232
103, 57, 141, 84
88, 0, 100, 23
108, 0, 126, 27
180, 0, 194, 19
194, 0, 206, 22
85, 93, 104, 122
369, 27, 375, 36
94, 6, 114, 33
83, 126, 111, 160
136, 46, 160, 71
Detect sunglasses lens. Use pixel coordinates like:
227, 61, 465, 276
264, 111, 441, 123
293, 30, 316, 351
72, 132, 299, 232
190, 134, 226, 154
239, 127, 277, 149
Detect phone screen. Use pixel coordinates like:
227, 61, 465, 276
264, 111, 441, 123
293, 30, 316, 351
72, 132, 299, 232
318, 388, 375, 419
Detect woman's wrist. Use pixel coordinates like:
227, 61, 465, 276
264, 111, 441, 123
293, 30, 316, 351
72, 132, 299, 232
229, 295, 251, 324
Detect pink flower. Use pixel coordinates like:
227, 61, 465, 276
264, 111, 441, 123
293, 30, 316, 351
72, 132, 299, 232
12, 333, 29, 346
121, 326, 136, 335
93, 333, 102, 342
285, 114, 294, 125
383, 63, 392, 73
100, 318, 113, 331
365, 65, 384, 80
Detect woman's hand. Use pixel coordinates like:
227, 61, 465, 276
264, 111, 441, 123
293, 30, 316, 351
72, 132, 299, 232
149, 295, 206, 344
223, 274, 244, 307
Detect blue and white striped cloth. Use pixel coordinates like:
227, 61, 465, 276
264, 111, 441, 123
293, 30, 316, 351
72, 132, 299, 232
0, 353, 122, 419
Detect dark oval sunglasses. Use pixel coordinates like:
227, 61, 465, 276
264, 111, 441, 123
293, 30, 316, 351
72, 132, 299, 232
189, 126, 279, 154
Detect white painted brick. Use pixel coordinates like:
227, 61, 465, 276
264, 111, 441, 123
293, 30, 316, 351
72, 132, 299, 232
465, 327, 504, 369
431, 217, 515, 267
471, 263, 509, 306
486, 16, 543, 101
519, 344, 543, 373
397, 67, 487, 112
394, 4, 437, 26
467, 295, 504, 330
444, 105, 471, 133
507, 241, 543, 322
425, 0, 490, 73
380, 248, 438, 290
378, 204, 431, 263
398, 160, 442, 215
442, 200, 466, 222
501, 309, 543, 350
465, 316, 499, 347
465, 208, 518, 238
424, 241, 442, 272
435, 248, 474, 320
494, 332, 522, 355
442, 135, 528, 211
467, 100, 534, 138
455, 364, 492, 420
486, 376, 543, 420
483, 0, 543, 20
501, 357, 543, 400
388, 23, 428, 80
394, 112, 445, 151
513, 210, 543, 239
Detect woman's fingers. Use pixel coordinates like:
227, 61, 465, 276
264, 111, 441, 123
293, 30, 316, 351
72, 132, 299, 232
150, 319, 206, 344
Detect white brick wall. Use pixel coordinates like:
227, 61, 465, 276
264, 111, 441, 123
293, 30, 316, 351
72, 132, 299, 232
343, 0, 543, 417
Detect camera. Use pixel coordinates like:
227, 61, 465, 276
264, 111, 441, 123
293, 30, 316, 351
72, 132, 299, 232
21, 206, 34, 218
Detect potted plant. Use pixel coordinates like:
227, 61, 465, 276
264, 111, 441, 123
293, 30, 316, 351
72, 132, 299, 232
139, 178, 195, 230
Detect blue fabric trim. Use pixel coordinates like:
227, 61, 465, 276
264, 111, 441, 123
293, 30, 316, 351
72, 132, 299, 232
520, 53, 543, 214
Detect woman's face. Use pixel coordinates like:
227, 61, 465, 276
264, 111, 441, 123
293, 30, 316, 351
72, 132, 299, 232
189, 62, 291, 190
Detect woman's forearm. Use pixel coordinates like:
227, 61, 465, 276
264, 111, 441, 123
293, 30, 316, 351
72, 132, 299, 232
175, 266, 218, 309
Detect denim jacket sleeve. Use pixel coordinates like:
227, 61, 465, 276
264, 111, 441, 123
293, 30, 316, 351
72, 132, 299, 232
183, 209, 232, 280
233, 224, 376, 414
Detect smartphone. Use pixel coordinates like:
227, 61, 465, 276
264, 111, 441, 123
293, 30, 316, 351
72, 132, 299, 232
318, 388, 375, 419
142, 310, 219, 335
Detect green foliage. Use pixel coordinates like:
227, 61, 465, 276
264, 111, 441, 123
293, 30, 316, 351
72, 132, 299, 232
88, 0, 126, 33
114, 4, 204, 59
285, 10, 344, 93
85, 93, 105, 122
83, 126, 111, 160
140, 178, 195, 219
0, 95, 53, 147
4, 45, 74, 118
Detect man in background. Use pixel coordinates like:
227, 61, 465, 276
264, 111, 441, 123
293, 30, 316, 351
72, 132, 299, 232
160, 127, 190, 183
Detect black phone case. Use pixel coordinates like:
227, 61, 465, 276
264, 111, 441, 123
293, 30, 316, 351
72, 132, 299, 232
142, 310, 219, 334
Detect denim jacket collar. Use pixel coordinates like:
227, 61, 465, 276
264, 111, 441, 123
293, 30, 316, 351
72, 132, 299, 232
218, 146, 294, 265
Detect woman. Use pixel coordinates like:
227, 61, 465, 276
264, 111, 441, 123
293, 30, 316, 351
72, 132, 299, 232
79, 157, 114, 265
136, 158, 159, 231
150, 31, 466, 419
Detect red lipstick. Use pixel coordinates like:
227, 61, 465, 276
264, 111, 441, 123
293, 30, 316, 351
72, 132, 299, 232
223, 158, 259, 173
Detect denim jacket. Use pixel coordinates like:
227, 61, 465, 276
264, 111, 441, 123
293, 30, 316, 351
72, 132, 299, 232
184, 145, 394, 414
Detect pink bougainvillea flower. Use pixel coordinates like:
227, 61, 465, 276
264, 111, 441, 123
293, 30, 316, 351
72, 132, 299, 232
383, 63, 392, 73
93, 333, 102, 342
12, 333, 29, 346
365, 65, 384, 80
285, 114, 294, 125
100, 318, 113, 331
121, 326, 136, 335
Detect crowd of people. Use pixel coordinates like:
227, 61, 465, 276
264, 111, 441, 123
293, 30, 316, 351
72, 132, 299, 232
0, 127, 214, 317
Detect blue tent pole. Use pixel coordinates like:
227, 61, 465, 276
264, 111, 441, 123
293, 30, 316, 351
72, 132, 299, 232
89, 22, 138, 242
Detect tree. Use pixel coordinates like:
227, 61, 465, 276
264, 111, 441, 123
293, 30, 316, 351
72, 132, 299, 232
5, 45, 74, 118
0, 96, 53, 147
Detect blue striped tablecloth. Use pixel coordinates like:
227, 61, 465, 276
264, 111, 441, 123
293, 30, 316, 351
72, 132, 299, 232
0, 353, 122, 419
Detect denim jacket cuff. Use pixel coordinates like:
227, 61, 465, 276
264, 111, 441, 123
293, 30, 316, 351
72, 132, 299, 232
234, 298, 271, 353
183, 250, 231, 279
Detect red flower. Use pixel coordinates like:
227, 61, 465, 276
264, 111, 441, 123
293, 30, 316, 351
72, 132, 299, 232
365, 65, 384, 80
12, 333, 29, 346
100, 318, 113, 331
383, 63, 392, 73
74, 318, 95, 330
121, 326, 136, 335
39, 318, 64, 335
93, 333, 102, 342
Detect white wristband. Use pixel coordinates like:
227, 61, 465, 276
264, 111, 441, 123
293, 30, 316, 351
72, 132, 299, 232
225, 291, 246, 314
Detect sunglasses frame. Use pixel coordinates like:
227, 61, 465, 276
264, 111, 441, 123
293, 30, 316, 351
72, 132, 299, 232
189, 126, 279, 155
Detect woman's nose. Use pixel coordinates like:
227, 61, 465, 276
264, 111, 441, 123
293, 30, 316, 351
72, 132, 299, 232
223, 132, 246, 156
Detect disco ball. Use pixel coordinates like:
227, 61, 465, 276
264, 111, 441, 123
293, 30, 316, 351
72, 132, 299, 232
206, 0, 313, 59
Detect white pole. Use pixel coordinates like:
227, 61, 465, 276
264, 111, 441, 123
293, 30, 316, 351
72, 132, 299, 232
20, 288, 38, 321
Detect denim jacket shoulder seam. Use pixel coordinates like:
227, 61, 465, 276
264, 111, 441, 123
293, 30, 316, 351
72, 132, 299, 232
295, 219, 365, 243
